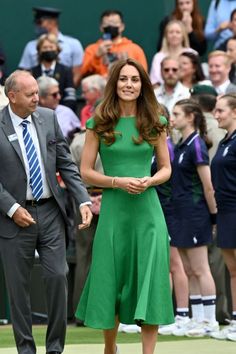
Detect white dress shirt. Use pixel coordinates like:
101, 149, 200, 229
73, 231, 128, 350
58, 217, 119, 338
7, 105, 52, 216
7, 106, 91, 217
214, 79, 231, 95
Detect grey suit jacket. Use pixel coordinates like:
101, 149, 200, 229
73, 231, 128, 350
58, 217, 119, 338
0, 105, 90, 238
226, 83, 236, 94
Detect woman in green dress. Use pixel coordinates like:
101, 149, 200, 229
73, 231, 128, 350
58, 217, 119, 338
76, 58, 174, 354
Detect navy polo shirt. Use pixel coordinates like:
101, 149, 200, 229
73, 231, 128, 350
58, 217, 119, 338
172, 131, 209, 203
151, 137, 175, 203
211, 130, 236, 211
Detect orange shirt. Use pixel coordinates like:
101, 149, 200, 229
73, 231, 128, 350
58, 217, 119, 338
80, 37, 148, 77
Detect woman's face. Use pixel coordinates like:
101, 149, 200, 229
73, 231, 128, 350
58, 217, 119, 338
214, 98, 236, 131
40, 39, 57, 53
177, 0, 194, 13
172, 105, 190, 131
116, 64, 142, 102
166, 23, 183, 47
179, 55, 195, 79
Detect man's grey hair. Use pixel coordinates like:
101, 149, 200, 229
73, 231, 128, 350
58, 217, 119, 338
4, 70, 33, 96
37, 76, 59, 97
81, 74, 107, 92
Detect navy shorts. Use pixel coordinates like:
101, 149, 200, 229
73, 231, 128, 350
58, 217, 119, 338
217, 211, 236, 248
170, 201, 212, 248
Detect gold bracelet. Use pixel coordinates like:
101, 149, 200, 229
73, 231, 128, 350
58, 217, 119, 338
111, 176, 118, 188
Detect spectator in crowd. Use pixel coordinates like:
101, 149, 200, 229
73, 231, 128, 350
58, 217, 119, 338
157, 0, 206, 56
210, 94, 236, 341
218, 8, 236, 50
150, 20, 197, 87
0, 46, 7, 85
204, 0, 236, 49
208, 50, 236, 94
79, 10, 147, 80
154, 56, 190, 114
190, 84, 225, 160
18, 7, 84, 86
226, 36, 236, 83
179, 52, 211, 89
0, 48, 8, 109
80, 74, 107, 128
170, 99, 218, 337
37, 76, 80, 141
31, 33, 77, 112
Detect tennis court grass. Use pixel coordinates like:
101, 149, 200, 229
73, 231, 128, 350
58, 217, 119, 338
0, 324, 203, 348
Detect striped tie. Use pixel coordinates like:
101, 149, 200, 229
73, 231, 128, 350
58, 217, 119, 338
21, 121, 43, 201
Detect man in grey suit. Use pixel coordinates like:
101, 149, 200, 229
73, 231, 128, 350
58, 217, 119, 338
208, 50, 236, 94
0, 70, 92, 354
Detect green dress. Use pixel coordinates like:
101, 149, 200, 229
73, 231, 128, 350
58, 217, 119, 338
76, 116, 174, 329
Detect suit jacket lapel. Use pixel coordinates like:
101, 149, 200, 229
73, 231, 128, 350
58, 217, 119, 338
1, 106, 25, 167
32, 110, 47, 167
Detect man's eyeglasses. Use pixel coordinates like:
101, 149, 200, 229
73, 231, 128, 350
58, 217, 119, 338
163, 68, 178, 73
47, 91, 60, 98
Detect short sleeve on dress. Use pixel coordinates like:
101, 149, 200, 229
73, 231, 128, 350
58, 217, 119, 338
86, 117, 95, 130
159, 115, 167, 126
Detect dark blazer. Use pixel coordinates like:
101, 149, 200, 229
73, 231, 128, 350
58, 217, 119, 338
0, 105, 90, 238
31, 62, 77, 111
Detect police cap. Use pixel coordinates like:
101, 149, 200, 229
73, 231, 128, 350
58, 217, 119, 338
33, 7, 61, 22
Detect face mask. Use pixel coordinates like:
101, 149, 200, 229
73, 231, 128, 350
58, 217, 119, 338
40, 51, 58, 62
103, 26, 119, 39
34, 25, 48, 37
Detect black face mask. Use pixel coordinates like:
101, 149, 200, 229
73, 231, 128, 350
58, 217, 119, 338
103, 26, 119, 39
40, 51, 58, 62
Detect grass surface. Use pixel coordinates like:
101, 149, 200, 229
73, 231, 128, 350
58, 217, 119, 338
0, 325, 205, 348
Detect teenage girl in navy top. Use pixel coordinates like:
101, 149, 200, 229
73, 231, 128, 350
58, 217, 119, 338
211, 94, 236, 341
171, 99, 218, 336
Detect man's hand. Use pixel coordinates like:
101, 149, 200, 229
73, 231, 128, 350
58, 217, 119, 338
78, 205, 93, 230
12, 206, 36, 227
96, 40, 113, 57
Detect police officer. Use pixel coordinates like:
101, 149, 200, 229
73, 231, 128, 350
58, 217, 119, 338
18, 7, 84, 86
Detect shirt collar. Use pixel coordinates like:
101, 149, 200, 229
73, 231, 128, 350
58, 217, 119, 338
221, 129, 236, 144
214, 80, 230, 95
41, 62, 56, 72
178, 131, 199, 147
8, 105, 32, 127
57, 32, 64, 43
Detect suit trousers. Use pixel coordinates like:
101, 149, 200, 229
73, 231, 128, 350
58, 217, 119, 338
0, 198, 68, 354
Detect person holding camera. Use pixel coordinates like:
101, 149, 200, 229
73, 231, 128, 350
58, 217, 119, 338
79, 10, 147, 81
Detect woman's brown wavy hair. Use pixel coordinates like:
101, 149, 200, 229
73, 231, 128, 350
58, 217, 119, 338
93, 58, 165, 145
172, 0, 205, 41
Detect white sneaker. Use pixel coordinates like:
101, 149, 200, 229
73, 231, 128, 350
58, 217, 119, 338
172, 318, 197, 336
118, 324, 141, 333
158, 316, 190, 335
227, 331, 236, 341
211, 319, 236, 340
186, 320, 219, 337
118, 323, 126, 332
